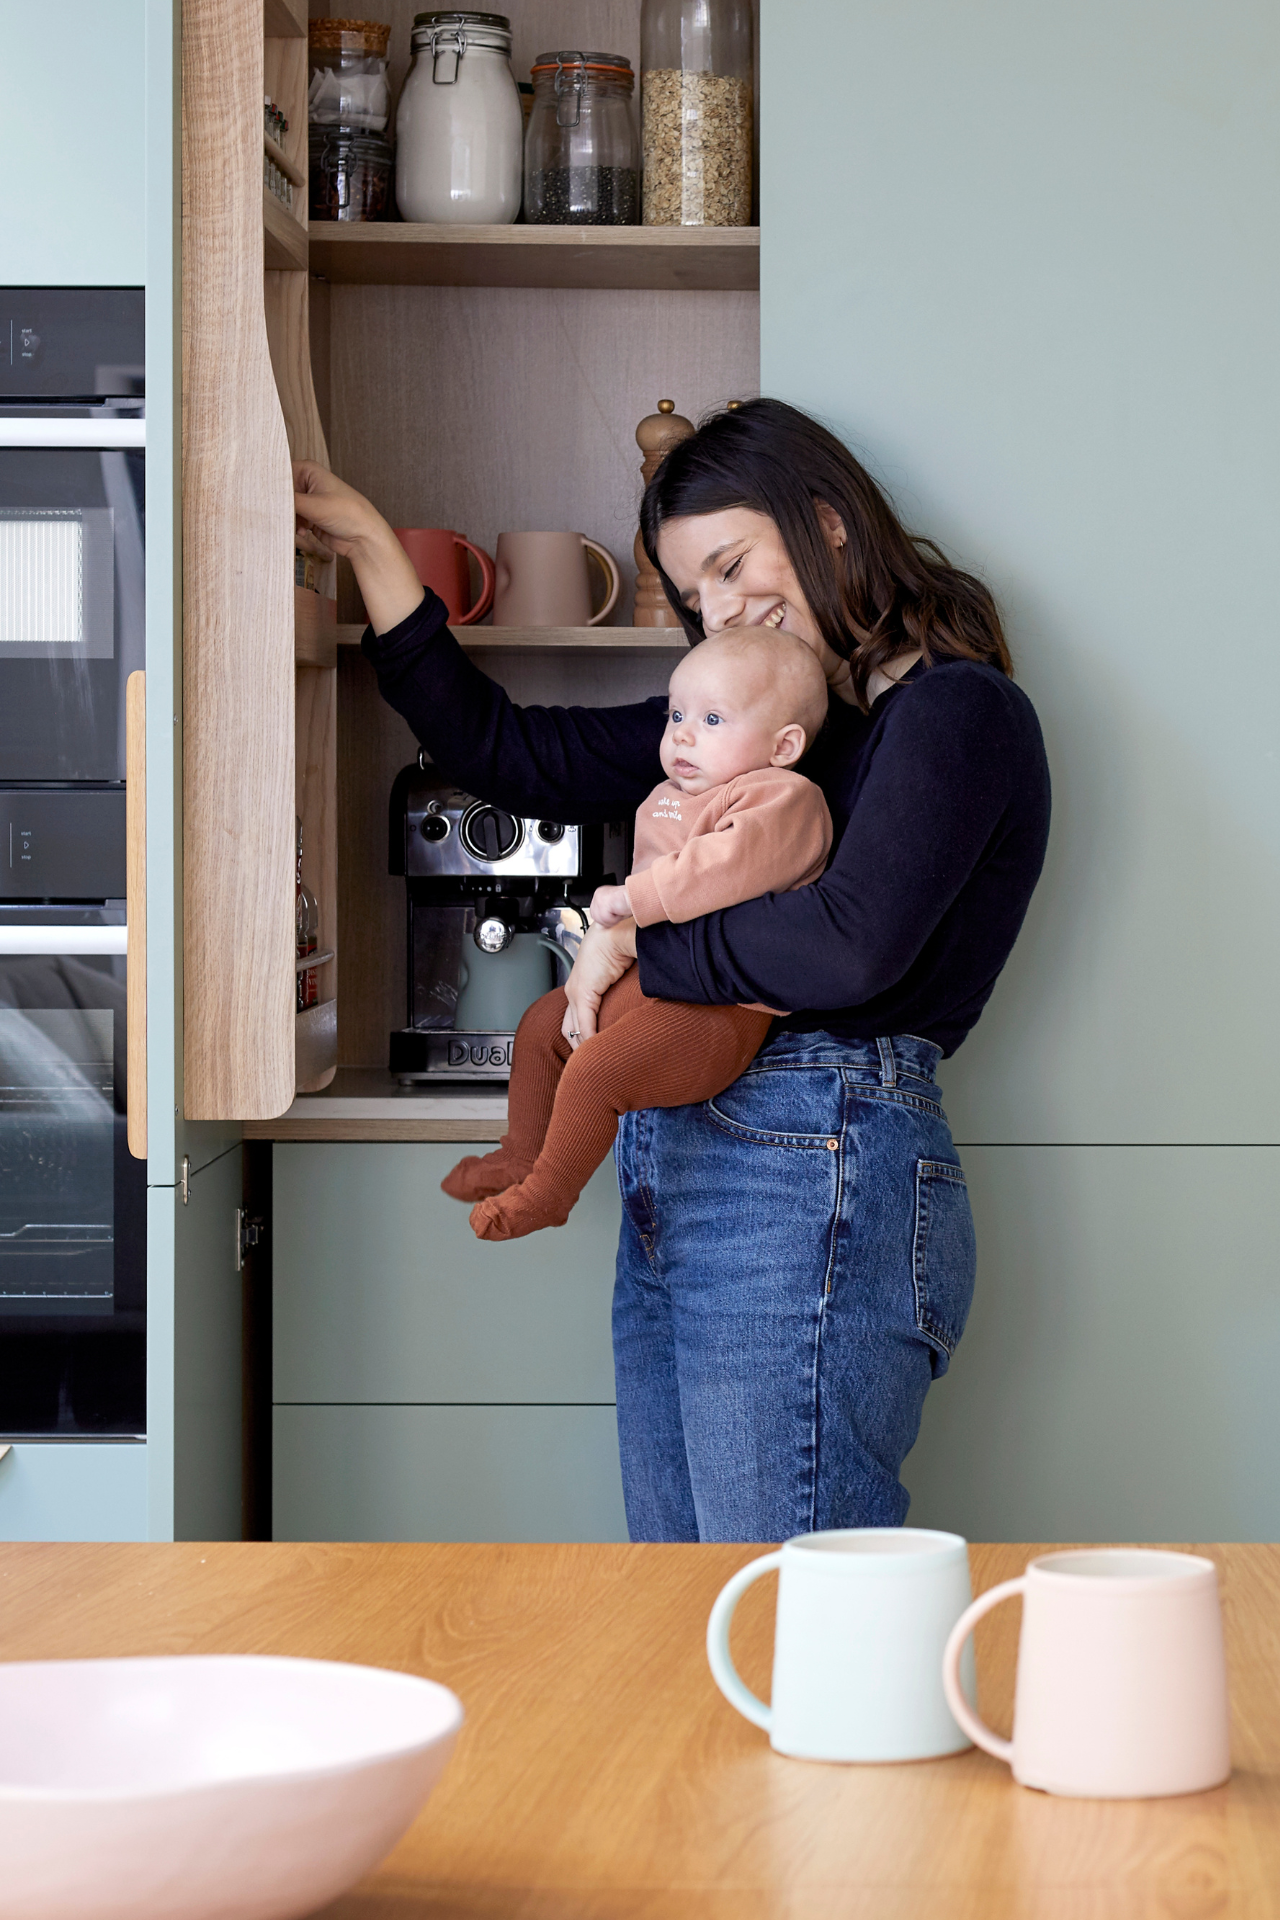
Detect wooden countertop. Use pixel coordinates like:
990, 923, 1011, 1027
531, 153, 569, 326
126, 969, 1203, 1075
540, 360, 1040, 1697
3, 1540, 1276, 1914
243, 1069, 506, 1142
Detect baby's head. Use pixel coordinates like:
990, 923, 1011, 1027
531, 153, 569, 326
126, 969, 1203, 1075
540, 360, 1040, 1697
660, 629, 829, 795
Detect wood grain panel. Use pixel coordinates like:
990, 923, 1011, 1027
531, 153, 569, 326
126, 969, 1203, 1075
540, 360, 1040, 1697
183, 0, 295, 1119
264, 270, 329, 465
262, 189, 308, 269
262, 35, 308, 176
295, 662, 338, 1090
328, 284, 759, 627
308, 225, 761, 291
3, 1542, 1279, 1911
336, 644, 674, 1068
263, 0, 305, 37
125, 671, 147, 1160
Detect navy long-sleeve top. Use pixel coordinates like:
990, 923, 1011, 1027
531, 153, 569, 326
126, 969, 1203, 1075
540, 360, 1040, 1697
363, 592, 1051, 1056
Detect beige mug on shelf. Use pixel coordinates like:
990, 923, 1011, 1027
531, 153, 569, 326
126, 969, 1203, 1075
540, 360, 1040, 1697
942, 1548, 1231, 1799
492, 531, 621, 628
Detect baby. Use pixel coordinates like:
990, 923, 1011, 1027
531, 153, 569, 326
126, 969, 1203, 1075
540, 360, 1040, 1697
442, 629, 834, 1241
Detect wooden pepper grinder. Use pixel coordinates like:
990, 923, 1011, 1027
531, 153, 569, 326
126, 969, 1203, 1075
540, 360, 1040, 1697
633, 398, 695, 626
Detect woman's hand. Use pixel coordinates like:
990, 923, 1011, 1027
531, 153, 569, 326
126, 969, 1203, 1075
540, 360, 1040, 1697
562, 919, 638, 1048
293, 462, 425, 635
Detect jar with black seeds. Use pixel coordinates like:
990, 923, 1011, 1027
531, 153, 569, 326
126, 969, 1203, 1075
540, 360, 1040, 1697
524, 51, 639, 226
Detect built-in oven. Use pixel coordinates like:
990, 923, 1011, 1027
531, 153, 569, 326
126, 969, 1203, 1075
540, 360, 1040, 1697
0, 288, 146, 1442
0, 287, 144, 783
0, 905, 144, 1436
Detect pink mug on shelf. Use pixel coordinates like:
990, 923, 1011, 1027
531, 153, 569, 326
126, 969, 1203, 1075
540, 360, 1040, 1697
492, 531, 621, 628
942, 1547, 1231, 1799
394, 527, 495, 625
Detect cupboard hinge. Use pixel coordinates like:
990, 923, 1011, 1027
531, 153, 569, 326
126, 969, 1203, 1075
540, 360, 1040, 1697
235, 1208, 265, 1273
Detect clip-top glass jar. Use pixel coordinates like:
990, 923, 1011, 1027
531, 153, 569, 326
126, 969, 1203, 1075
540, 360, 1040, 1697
396, 10, 523, 224
641, 0, 754, 226
524, 52, 639, 226
308, 19, 392, 131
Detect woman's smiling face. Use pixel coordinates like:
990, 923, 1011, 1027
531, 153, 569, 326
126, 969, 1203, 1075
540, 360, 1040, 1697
655, 506, 828, 645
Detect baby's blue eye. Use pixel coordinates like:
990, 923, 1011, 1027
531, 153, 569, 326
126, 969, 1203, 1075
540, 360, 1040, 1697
669, 708, 683, 723
705, 712, 721, 726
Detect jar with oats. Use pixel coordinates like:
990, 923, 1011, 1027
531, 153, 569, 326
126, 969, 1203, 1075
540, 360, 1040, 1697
640, 0, 753, 226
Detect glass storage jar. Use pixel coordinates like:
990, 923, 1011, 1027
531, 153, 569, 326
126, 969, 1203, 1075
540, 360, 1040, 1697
396, 10, 523, 225
310, 123, 394, 221
524, 52, 639, 226
308, 19, 392, 132
640, 0, 754, 226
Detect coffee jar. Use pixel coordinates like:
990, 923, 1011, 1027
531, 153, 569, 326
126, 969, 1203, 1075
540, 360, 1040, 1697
396, 10, 523, 224
524, 52, 639, 226
640, 0, 754, 226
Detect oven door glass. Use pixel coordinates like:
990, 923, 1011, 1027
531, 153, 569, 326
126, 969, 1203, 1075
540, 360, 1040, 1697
0, 931, 144, 1436
0, 441, 144, 782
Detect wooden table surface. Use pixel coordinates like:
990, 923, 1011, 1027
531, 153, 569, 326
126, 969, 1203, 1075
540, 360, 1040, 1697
3, 1541, 1278, 1919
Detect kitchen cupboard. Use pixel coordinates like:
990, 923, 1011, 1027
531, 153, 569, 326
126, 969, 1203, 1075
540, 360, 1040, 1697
176, 0, 760, 1537
271, 1146, 626, 1541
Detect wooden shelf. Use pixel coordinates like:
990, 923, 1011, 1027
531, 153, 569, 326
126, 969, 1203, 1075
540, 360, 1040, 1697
265, 130, 305, 190
264, 187, 308, 269
296, 588, 338, 667
308, 224, 760, 292
336, 623, 689, 651
243, 1070, 507, 1142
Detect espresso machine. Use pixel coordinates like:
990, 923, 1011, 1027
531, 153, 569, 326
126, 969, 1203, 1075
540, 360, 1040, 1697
389, 756, 627, 1081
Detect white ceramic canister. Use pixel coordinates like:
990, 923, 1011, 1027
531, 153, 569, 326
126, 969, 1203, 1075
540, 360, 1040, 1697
396, 10, 524, 224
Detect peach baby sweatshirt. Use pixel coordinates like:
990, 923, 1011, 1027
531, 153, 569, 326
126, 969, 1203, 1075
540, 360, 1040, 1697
623, 767, 832, 928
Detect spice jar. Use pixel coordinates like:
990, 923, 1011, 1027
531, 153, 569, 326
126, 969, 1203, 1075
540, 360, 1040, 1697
640, 0, 754, 226
396, 10, 523, 225
524, 52, 639, 226
308, 19, 392, 131
310, 123, 393, 221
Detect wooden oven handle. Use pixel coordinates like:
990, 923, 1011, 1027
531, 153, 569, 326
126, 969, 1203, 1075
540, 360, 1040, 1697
126, 670, 147, 1160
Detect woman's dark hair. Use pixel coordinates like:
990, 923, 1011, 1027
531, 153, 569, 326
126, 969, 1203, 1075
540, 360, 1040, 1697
639, 397, 1011, 709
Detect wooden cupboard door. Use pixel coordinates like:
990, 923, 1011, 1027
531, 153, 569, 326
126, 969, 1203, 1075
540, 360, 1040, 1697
182, 0, 295, 1119
272, 1405, 627, 1544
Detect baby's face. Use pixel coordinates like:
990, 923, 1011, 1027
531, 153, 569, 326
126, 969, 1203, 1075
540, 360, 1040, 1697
660, 649, 801, 795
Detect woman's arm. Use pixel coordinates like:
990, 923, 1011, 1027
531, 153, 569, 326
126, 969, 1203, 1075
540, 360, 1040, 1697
294, 463, 666, 822
634, 668, 1044, 1012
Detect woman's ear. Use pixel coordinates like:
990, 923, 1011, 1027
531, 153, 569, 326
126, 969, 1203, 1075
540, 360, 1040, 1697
771, 723, 807, 769
815, 499, 848, 553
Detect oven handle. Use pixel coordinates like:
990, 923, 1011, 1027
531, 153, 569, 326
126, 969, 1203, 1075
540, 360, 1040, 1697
0, 418, 146, 449
0, 926, 127, 954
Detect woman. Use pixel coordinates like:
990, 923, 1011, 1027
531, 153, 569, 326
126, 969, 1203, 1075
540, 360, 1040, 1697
294, 398, 1051, 1545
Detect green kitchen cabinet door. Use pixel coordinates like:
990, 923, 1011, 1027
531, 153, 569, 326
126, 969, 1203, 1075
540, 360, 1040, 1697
902, 1144, 1280, 1543
273, 1144, 620, 1404
272, 1404, 627, 1543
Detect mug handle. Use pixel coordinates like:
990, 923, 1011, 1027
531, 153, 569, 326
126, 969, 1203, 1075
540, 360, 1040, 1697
582, 537, 621, 627
455, 536, 495, 625
941, 1577, 1025, 1764
705, 1550, 783, 1731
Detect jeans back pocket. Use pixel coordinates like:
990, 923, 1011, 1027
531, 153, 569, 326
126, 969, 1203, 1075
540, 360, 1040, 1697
912, 1159, 977, 1377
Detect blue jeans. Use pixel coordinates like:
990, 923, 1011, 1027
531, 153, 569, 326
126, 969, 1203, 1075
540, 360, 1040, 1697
611, 1030, 976, 1543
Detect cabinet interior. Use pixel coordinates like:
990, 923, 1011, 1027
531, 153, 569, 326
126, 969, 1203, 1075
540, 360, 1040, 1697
182, 0, 759, 1115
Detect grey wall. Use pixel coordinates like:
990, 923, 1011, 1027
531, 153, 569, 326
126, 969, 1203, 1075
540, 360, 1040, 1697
762, 0, 1280, 1537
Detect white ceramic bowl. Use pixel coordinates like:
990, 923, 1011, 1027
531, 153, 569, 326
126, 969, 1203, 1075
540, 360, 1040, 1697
0, 1654, 464, 1920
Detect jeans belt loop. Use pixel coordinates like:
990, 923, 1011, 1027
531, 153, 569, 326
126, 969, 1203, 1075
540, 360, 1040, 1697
876, 1036, 897, 1088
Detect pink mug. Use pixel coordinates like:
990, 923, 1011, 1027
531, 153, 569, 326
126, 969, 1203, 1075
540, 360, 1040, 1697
942, 1548, 1231, 1798
394, 527, 495, 625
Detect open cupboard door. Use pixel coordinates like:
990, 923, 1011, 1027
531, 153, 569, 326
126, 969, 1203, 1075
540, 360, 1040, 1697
181, 0, 337, 1117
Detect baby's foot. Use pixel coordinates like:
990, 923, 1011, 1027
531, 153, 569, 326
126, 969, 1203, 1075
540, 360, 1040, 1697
440, 1150, 531, 1203
470, 1181, 572, 1242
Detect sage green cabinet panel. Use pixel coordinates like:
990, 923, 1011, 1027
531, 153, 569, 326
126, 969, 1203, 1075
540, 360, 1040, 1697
172, 1145, 244, 1541
762, 0, 1280, 1144
273, 1404, 627, 1543
0, 1443, 147, 1543
903, 1145, 1280, 1542
273, 1144, 619, 1405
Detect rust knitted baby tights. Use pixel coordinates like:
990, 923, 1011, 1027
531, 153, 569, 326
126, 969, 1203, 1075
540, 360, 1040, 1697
442, 968, 771, 1241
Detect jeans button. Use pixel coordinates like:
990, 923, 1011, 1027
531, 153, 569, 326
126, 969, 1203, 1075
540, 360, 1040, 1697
826, 1137, 839, 1150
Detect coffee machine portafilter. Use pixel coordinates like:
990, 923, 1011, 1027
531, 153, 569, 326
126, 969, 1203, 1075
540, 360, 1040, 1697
389, 756, 628, 1082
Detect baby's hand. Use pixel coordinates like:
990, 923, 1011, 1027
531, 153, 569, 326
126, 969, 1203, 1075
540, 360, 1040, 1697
589, 884, 631, 928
